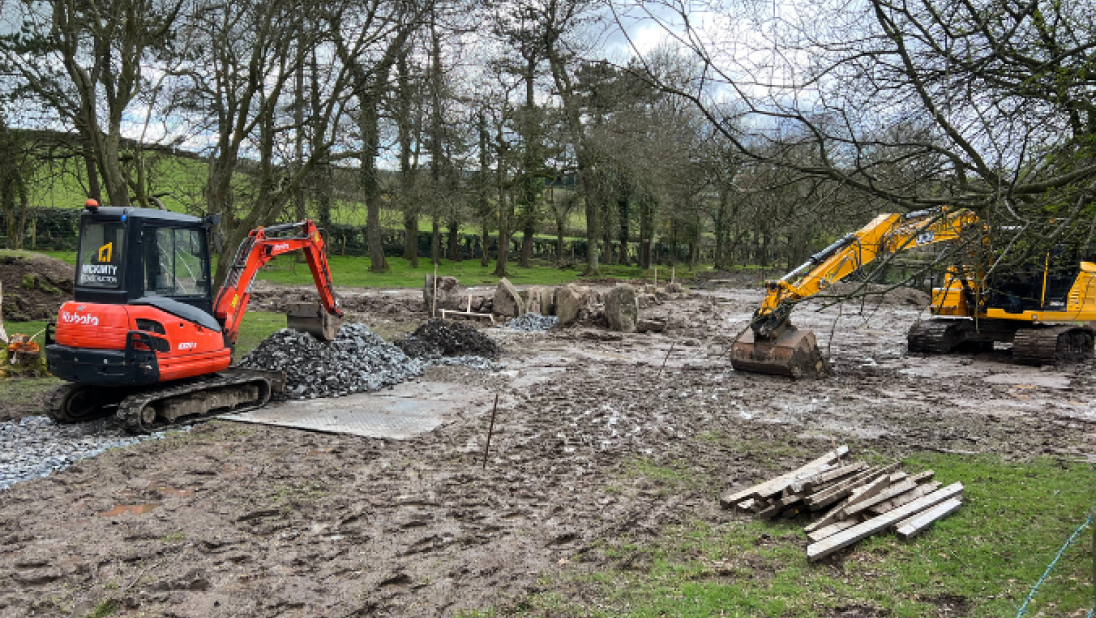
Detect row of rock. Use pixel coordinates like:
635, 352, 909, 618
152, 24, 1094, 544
427, 276, 684, 333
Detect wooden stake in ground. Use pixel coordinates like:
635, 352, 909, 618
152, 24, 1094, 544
0, 282, 7, 344
653, 266, 657, 287
658, 342, 676, 378
432, 264, 438, 318
1091, 506, 1095, 610
482, 393, 500, 469
671, 266, 675, 284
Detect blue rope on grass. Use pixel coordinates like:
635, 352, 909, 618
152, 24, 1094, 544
1015, 513, 1093, 618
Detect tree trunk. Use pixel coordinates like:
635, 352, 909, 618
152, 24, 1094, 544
448, 219, 461, 261
480, 221, 491, 267
360, 95, 388, 272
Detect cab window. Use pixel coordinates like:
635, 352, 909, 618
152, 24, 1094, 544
143, 227, 210, 298
77, 220, 125, 288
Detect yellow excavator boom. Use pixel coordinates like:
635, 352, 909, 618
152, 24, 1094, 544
731, 207, 976, 378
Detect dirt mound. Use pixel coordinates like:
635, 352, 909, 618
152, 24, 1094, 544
0, 253, 74, 322
396, 319, 501, 360
815, 281, 931, 307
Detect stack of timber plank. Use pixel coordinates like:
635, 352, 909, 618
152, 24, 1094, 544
719, 445, 963, 561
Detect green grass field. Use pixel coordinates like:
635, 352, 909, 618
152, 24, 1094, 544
514, 453, 1096, 618
257, 255, 702, 288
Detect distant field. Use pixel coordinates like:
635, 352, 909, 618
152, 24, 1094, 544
28, 154, 589, 237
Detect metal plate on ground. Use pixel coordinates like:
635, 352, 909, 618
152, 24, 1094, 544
220, 380, 494, 439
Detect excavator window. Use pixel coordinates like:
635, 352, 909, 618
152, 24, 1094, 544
143, 227, 210, 299
76, 221, 125, 288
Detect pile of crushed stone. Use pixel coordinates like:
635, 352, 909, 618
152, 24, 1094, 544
499, 312, 557, 332
396, 319, 501, 361
241, 323, 424, 399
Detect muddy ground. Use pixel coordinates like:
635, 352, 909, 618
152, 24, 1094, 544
1, 281, 1095, 617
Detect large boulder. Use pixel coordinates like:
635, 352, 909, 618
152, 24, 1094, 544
493, 278, 525, 318
424, 275, 463, 317
554, 284, 593, 325
527, 286, 556, 316
604, 284, 638, 333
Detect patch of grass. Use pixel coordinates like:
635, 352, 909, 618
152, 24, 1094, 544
625, 458, 705, 494
257, 255, 707, 289
233, 311, 286, 359
521, 454, 1096, 618
85, 600, 120, 618
161, 532, 185, 543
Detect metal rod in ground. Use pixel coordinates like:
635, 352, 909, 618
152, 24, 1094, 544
432, 264, 438, 318
658, 342, 677, 378
482, 393, 500, 469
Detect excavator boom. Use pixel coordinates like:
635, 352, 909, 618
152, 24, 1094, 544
214, 220, 343, 342
730, 207, 974, 378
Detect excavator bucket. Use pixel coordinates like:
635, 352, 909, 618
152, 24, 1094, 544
730, 325, 830, 379
286, 302, 339, 342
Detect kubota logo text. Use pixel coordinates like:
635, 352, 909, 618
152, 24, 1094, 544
274, 243, 290, 251
61, 312, 99, 326
178, 342, 197, 350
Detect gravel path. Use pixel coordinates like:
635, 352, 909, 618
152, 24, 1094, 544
0, 416, 175, 491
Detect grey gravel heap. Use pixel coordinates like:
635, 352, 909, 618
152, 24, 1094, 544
0, 415, 174, 491
500, 312, 558, 332
241, 323, 424, 400
396, 319, 502, 361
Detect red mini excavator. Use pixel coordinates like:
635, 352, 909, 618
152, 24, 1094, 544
44, 200, 343, 433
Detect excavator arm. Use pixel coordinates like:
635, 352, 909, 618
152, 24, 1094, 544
731, 207, 975, 378
213, 220, 343, 344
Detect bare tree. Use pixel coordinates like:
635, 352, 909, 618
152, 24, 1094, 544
1, 0, 187, 206
615, 0, 1096, 269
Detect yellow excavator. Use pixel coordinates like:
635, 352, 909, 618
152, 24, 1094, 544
729, 207, 1096, 378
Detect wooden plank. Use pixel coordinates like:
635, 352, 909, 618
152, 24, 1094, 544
719, 445, 849, 507
806, 463, 900, 510
889, 471, 908, 483
804, 467, 878, 508
807, 519, 860, 543
843, 480, 918, 517
868, 481, 941, 516
806, 483, 964, 561
841, 474, 894, 510
790, 461, 867, 494
894, 498, 962, 539
440, 310, 496, 323
908, 470, 935, 484
758, 503, 784, 520
736, 499, 757, 511
803, 495, 854, 533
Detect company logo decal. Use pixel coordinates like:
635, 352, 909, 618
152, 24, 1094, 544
61, 311, 99, 326
178, 342, 197, 350
98, 242, 113, 262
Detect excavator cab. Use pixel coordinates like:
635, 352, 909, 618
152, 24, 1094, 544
73, 204, 215, 314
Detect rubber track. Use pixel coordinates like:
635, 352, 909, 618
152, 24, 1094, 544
44, 383, 86, 423
1012, 326, 1095, 365
45, 383, 128, 424
117, 373, 272, 434
907, 320, 968, 354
